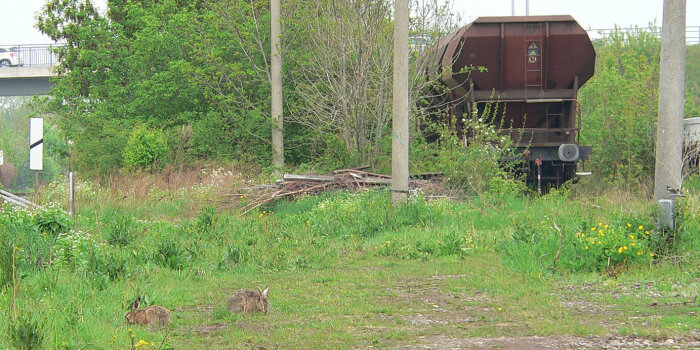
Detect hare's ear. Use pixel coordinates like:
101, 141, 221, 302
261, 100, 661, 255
131, 297, 141, 311
262, 287, 269, 298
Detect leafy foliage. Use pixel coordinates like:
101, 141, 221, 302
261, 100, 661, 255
36, 0, 205, 174
102, 211, 138, 247
122, 126, 170, 170
33, 205, 72, 239
33, 0, 469, 174
8, 313, 45, 350
579, 28, 698, 183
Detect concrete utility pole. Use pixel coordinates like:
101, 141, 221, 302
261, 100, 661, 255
525, 0, 529, 16
391, 0, 409, 204
654, 0, 686, 202
271, 0, 284, 169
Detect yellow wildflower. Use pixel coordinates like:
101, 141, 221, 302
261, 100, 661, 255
623, 246, 628, 250
581, 233, 586, 237
585, 246, 589, 250
638, 225, 643, 230
645, 230, 650, 235
629, 234, 635, 240
604, 224, 609, 229
627, 223, 632, 227
598, 222, 603, 226
650, 252, 654, 257
597, 241, 602, 244
590, 227, 596, 231
618, 247, 623, 253
631, 242, 635, 247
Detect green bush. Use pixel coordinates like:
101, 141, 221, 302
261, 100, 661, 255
122, 125, 170, 170
307, 191, 444, 238
377, 227, 475, 260
498, 208, 655, 274
154, 237, 190, 270
102, 212, 138, 246
8, 312, 45, 350
33, 205, 73, 239
0, 241, 14, 289
414, 105, 526, 197
0, 204, 57, 274
53, 230, 96, 271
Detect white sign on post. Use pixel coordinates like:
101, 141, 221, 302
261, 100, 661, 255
29, 118, 43, 170
0, 150, 4, 165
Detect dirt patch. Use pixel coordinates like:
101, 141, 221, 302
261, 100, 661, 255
557, 279, 699, 332
380, 274, 699, 349
398, 335, 700, 349
173, 305, 214, 314
391, 276, 494, 328
183, 322, 228, 334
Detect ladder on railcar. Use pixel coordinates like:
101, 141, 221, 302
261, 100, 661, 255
524, 22, 543, 90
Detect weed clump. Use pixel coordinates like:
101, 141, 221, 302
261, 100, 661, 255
7, 312, 45, 350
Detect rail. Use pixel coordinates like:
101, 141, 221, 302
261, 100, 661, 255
0, 44, 63, 67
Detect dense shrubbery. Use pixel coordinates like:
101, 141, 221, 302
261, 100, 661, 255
0, 204, 73, 288
122, 126, 170, 170
579, 28, 698, 184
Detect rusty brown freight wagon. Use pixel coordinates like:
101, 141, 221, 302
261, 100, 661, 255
423, 15, 595, 190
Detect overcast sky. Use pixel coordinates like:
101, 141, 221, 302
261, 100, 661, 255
0, 0, 697, 45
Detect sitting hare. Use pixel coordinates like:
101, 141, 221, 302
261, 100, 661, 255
125, 297, 171, 326
228, 287, 269, 314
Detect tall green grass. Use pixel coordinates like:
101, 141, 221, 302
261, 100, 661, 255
1, 177, 698, 348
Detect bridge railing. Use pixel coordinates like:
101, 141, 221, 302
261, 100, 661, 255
586, 26, 700, 45
0, 44, 64, 67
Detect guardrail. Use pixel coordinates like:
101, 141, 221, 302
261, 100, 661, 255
0, 189, 39, 209
0, 44, 63, 67
587, 26, 700, 45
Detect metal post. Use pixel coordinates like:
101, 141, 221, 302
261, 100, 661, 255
654, 0, 685, 202
34, 171, 39, 196
271, 0, 284, 169
512, 0, 515, 16
392, 0, 410, 204
537, 161, 542, 195
69, 171, 75, 217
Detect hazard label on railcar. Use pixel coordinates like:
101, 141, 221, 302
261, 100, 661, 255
527, 42, 539, 63
528, 42, 539, 56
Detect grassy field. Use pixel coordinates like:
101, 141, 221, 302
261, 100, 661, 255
0, 173, 698, 349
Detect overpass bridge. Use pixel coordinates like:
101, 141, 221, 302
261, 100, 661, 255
0, 44, 60, 96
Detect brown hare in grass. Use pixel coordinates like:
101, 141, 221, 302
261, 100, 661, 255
228, 287, 269, 314
125, 297, 171, 326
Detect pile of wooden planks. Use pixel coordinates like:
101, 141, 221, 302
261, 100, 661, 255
217, 168, 442, 214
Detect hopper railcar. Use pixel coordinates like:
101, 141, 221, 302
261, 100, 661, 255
423, 15, 595, 189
